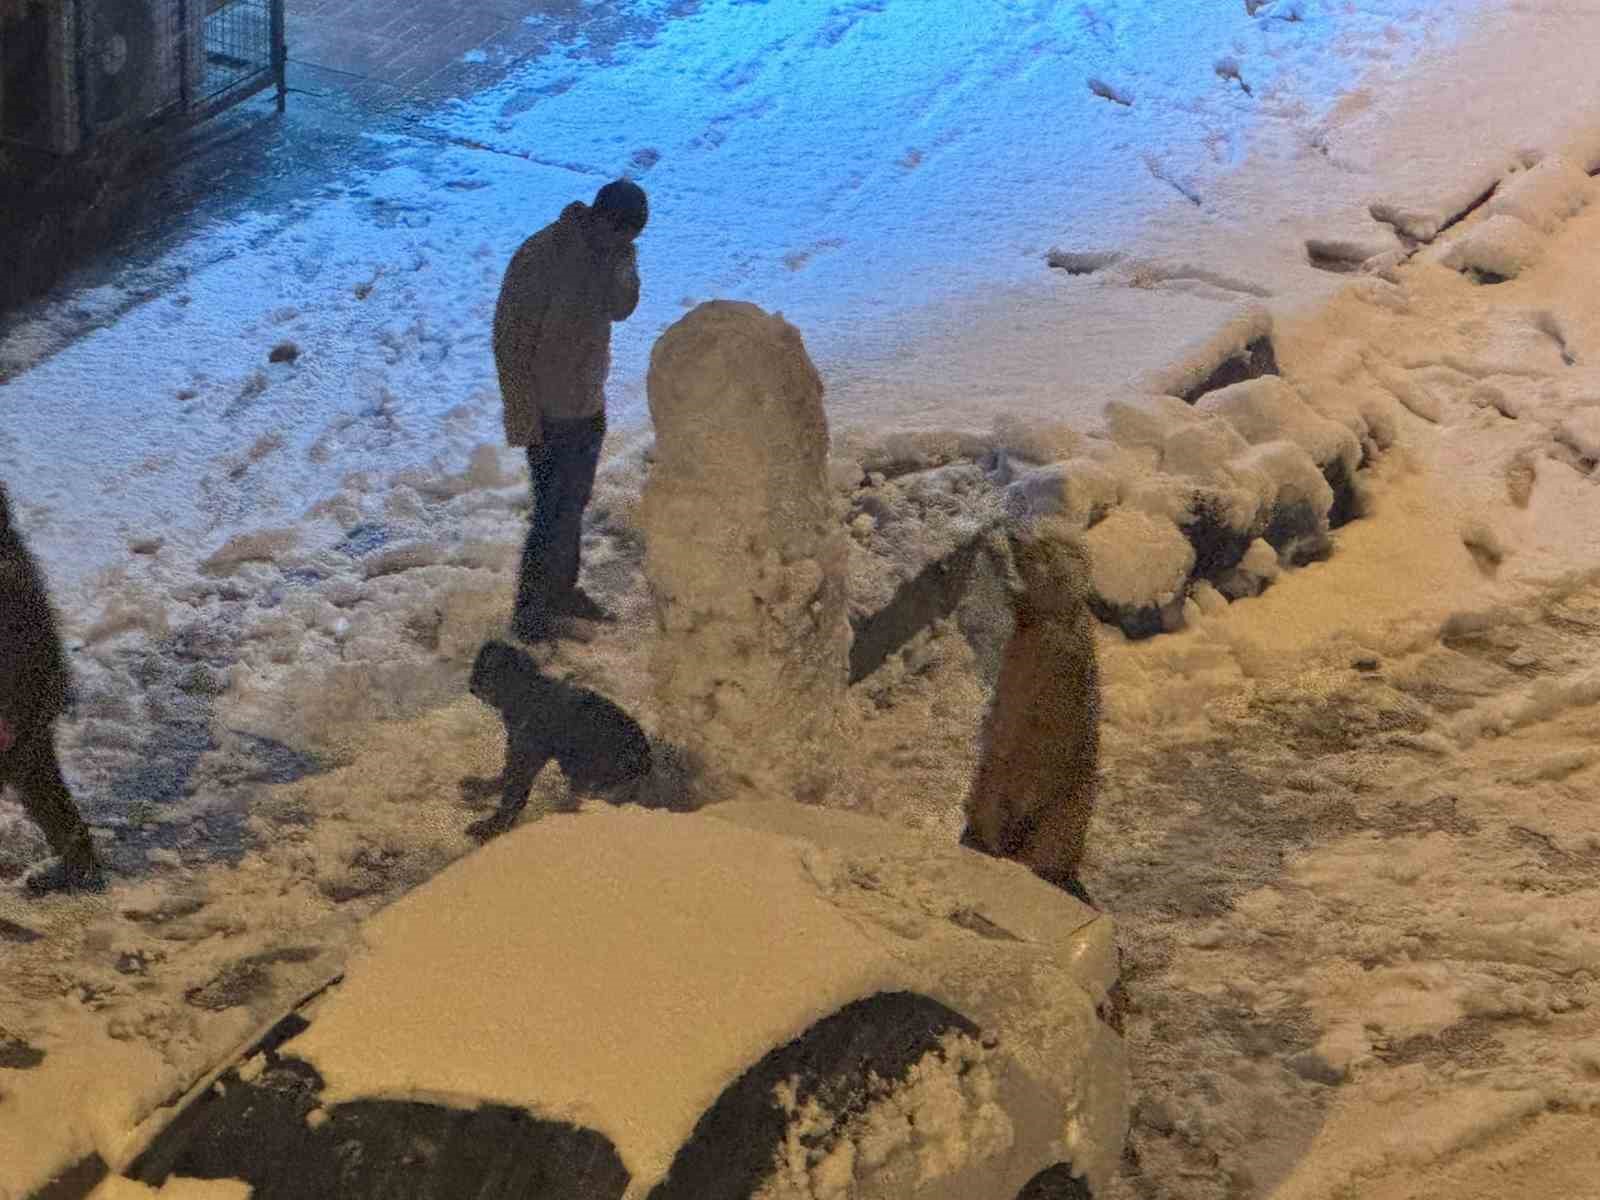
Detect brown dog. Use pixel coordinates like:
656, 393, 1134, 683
960, 518, 1101, 907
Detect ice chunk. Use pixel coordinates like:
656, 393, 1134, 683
1239, 537, 1281, 581
1369, 201, 1443, 243
361, 539, 450, 580
1230, 440, 1332, 514
1159, 416, 1252, 480
1297, 381, 1399, 454
989, 412, 1084, 466
1227, 440, 1335, 562
1124, 475, 1197, 526
1189, 579, 1229, 616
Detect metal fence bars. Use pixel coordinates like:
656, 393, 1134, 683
0, 0, 285, 157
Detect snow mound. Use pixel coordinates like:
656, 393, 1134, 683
1082, 508, 1194, 624
641, 301, 852, 806
1439, 214, 1545, 282
1104, 394, 1201, 454
1003, 457, 1120, 530
1485, 156, 1593, 234
1197, 377, 1362, 480
1230, 439, 1337, 559
1298, 380, 1401, 458
1156, 416, 1251, 482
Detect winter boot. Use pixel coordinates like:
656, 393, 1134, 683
24, 841, 106, 896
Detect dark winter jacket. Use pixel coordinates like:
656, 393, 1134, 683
492, 201, 641, 445
0, 483, 72, 734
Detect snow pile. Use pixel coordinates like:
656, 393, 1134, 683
1432, 157, 1596, 284
1004, 457, 1118, 531
1438, 215, 1545, 284
994, 320, 1387, 637
758, 1031, 1014, 1200
1484, 155, 1593, 235
641, 301, 852, 806
1197, 377, 1361, 482
1080, 509, 1194, 632
839, 457, 1006, 619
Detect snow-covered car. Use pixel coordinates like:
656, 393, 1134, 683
93, 801, 1128, 1199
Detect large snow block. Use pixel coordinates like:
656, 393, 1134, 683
1197, 377, 1360, 477
1104, 394, 1201, 453
1081, 508, 1195, 639
1198, 376, 1362, 529
1225, 439, 1336, 566
641, 301, 852, 807
1003, 458, 1121, 529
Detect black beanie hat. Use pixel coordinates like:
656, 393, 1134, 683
593, 179, 649, 232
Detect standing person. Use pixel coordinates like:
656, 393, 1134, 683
493, 178, 648, 642
0, 482, 104, 894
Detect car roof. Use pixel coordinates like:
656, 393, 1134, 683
280, 803, 1118, 1191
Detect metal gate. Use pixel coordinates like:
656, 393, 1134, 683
192, 0, 285, 121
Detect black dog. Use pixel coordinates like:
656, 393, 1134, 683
464, 639, 652, 840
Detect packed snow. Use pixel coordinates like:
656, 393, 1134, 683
3, 0, 1600, 1196
641, 300, 852, 808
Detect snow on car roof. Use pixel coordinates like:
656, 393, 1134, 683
281, 802, 1123, 1192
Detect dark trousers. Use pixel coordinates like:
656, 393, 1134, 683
516, 411, 606, 613
1, 721, 93, 862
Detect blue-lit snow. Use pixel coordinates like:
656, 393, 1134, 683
1, 0, 1485, 599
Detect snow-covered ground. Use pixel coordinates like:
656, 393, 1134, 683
4, 0, 1600, 1195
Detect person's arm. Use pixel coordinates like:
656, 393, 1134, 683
607, 243, 640, 321
495, 238, 554, 363
493, 238, 556, 445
